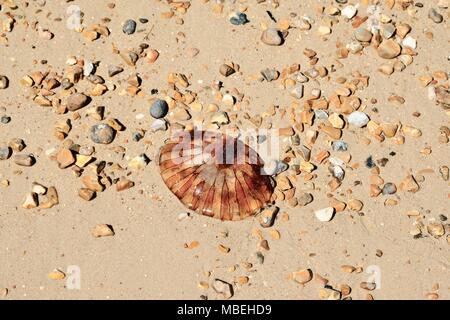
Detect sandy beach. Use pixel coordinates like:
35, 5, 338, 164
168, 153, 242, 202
0, 0, 449, 300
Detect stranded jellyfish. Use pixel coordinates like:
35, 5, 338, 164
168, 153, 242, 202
158, 130, 273, 221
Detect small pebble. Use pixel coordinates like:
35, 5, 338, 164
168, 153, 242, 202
0, 146, 11, 160
365, 156, 376, 168
150, 99, 169, 119
382, 183, 397, 195
91, 224, 115, 237
90, 124, 115, 144
123, 19, 137, 34
377, 39, 401, 59
332, 140, 348, 152
314, 207, 335, 222
0, 75, 9, 89
67, 93, 90, 111
297, 192, 313, 206
428, 8, 443, 23
230, 12, 248, 25
261, 28, 283, 46
1, 115, 11, 124
348, 111, 369, 127
13, 154, 35, 166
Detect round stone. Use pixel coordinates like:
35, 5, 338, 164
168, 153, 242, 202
1, 115, 11, 124
150, 99, 169, 119
377, 39, 401, 59
90, 124, 115, 144
123, 19, 137, 35
261, 28, 283, 46
382, 183, 397, 195
354, 28, 372, 42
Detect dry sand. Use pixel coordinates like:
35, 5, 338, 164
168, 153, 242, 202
0, 0, 449, 300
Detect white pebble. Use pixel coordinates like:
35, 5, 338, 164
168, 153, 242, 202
348, 111, 369, 127
342, 5, 357, 19
402, 36, 417, 49
314, 207, 335, 222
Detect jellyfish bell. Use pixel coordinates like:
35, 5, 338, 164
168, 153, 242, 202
158, 130, 273, 220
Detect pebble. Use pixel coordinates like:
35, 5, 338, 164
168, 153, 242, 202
13, 154, 35, 166
0, 146, 11, 160
219, 64, 235, 77
297, 192, 313, 206
211, 111, 230, 125
348, 111, 369, 127
377, 39, 401, 59
128, 154, 150, 170
0, 75, 8, 89
150, 119, 168, 132
261, 68, 279, 82
259, 206, 279, 228
348, 199, 363, 211
48, 269, 66, 280
360, 282, 376, 291
380, 24, 396, 39
341, 5, 357, 19
1, 115, 11, 124
150, 99, 169, 119
428, 8, 443, 23
332, 140, 348, 152
0, 288, 8, 298
22, 192, 38, 209
402, 36, 417, 49
108, 65, 123, 77
212, 279, 233, 299
319, 288, 341, 300
382, 183, 397, 195
290, 85, 304, 99
354, 28, 372, 42
427, 223, 445, 238
67, 93, 90, 111
122, 19, 137, 34
56, 148, 76, 169
31, 182, 47, 195
292, 269, 313, 285
79, 188, 96, 201
229, 12, 248, 25
314, 207, 335, 222
261, 28, 283, 46
90, 124, 115, 144
91, 224, 115, 237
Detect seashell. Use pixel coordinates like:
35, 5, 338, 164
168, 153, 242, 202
159, 131, 273, 220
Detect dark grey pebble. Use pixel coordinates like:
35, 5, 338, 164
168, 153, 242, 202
123, 19, 137, 35
1, 115, 11, 124
230, 12, 248, 25
365, 156, 376, 168
150, 99, 169, 119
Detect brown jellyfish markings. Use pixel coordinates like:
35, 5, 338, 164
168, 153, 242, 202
158, 130, 274, 220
